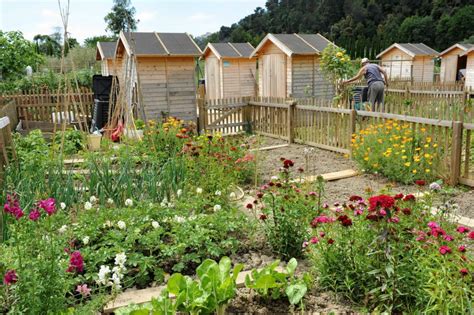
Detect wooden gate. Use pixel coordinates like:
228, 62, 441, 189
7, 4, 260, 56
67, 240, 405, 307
198, 97, 249, 135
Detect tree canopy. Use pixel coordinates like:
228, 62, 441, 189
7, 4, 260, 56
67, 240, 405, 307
84, 35, 117, 48
201, 1, 474, 58
0, 31, 43, 81
104, 0, 138, 36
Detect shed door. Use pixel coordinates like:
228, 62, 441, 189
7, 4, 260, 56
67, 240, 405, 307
205, 57, 220, 99
262, 54, 286, 97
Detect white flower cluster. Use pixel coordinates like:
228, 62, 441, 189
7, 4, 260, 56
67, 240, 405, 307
213, 204, 222, 212
60, 202, 66, 210
152, 221, 160, 229
83, 236, 90, 245
117, 220, 126, 230
196, 187, 203, 194
58, 225, 68, 234
96, 252, 127, 290
125, 199, 133, 207
160, 197, 174, 208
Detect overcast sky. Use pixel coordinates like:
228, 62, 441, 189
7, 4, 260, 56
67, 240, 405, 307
0, 0, 265, 44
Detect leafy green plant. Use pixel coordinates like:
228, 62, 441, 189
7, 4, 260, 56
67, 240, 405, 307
134, 119, 145, 130
245, 258, 308, 306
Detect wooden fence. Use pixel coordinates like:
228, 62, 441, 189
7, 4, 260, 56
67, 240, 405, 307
199, 96, 473, 186
0, 89, 94, 132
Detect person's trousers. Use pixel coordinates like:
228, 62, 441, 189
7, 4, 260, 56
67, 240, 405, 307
368, 81, 385, 112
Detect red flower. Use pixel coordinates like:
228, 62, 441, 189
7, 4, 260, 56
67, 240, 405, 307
402, 208, 411, 215
259, 214, 267, 221
469, 231, 474, 239
458, 245, 467, 253
444, 234, 454, 241
4, 194, 24, 220
256, 192, 264, 199
388, 217, 400, 223
368, 195, 395, 211
415, 180, 426, 186
430, 227, 446, 238
394, 193, 404, 200
246, 203, 253, 209
297, 167, 304, 173
319, 231, 325, 238
439, 245, 452, 255
29, 208, 41, 221
327, 238, 334, 244
310, 237, 319, 244
283, 159, 294, 169
337, 215, 352, 227
403, 194, 416, 202
366, 214, 379, 221
457, 226, 470, 234
460, 268, 469, 276
349, 195, 363, 202
66, 251, 84, 273
311, 215, 335, 228
3, 270, 18, 285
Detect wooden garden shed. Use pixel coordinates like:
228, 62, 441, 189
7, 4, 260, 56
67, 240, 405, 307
96, 41, 118, 77
250, 33, 334, 98
115, 31, 202, 122
376, 43, 439, 82
462, 48, 474, 90
202, 42, 256, 99
439, 43, 474, 83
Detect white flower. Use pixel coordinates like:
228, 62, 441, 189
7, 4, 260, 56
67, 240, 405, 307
58, 225, 68, 234
89, 196, 97, 203
125, 199, 133, 207
213, 204, 222, 212
152, 221, 160, 229
229, 192, 236, 199
176, 189, 182, 197
107, 198, 114, 204
160, 197, 168, 207
117, 221, 126, 230
97, 265, 111, 285
83, 236, 90, 245
215, 190, 222, 196
196, 187, 203, 194
60, 202, 66, 210
271, 176, 279, 181
157, 182, 162, 187
173, 215, 185, 223
84, 201, 92, 210
103, 220, 113, 228
115, 252, 127, 267
111, 272, 122, 289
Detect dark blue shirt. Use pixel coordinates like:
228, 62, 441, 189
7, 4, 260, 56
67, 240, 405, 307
364, 64, 384, 86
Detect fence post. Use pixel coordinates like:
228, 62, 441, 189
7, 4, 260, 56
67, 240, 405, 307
450, 121, 463, 185
349, 109, 357, 157
287, 101, 296, 144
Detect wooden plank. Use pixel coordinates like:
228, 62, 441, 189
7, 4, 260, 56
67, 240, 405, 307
250, 144, 289, 152
292, 169, 359, 183
294, 139, 350, 155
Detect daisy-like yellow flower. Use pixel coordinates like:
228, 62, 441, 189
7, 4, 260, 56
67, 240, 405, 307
404, 162, 411, 167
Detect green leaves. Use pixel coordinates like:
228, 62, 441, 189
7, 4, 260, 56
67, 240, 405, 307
286, 284, 307, 305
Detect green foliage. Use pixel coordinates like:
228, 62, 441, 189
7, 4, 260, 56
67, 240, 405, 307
0, 31, 43, 81
53, 129, 85, 155
398, 16, 435, 45
256, 160, 318, 260
84, 35, 118, 48
245, 258, 308, 306
104, 0, 138, 36
308, 192, 474, 313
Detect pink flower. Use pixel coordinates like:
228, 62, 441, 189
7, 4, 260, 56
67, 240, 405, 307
460, 268, 469, 276
379, 209, 387, 216
310, 215, 335, 227
76, 284, 91, 296
4, 194, 24, 220
389, 217, 400, 223
38, 198, 56, 216
469, 231, 474, 239
29, 208, 41, 221
457, 226, 470, 234
310, 237, 319, 244
428, 221, 439, 229
66, 251, 84, 273
302, 241, 309, 248
3, 270, 18, 285
458, 245, 467, 253
444, 235, 454, 241
319, 231, 325, 238
354, 209, 363, 216
430, 227, 446, 238
439, 245, 452, 255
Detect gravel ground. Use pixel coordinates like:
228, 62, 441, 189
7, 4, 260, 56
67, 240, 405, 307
251, 136, 474, 219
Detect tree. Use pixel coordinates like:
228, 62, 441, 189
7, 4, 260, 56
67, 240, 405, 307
436, 5, 474, 49
84, 35, 117, 48
33, 34, 62, 57
104, 0, 138, 35
399, 16, 435, 46
0, 31, 43, 80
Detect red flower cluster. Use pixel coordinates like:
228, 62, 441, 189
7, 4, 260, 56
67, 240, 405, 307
4, 194, 24, 220
368, 195, 395, 211
415, 180, 426, 186
3, 270, 18, 285
29, 208, 41, 221
66, 251, 84, 273
456, 226, 470, 234
337, 215, 353, 227
282, 159, 294, 169
439, 245, 452, 255
403, 194, 416, 202
349, 195, 363, 202
310, 215, 335, 228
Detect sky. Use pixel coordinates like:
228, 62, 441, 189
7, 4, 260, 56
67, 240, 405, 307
0, 0, 266, 44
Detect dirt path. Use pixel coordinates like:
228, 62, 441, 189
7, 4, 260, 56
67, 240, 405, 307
251, 136, 474, 218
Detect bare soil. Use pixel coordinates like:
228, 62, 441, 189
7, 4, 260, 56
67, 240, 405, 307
251, 136, 474, 219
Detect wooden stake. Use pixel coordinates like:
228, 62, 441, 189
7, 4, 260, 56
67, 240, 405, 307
450, 121, 462, 185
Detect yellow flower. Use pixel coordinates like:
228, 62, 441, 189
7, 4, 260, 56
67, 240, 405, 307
420, 128, 426, 132
402, 155, 407, 159
404, 162, 411, 167
364, 157, 369, 161
433, 144, 438, 148
415, 147, 421, 151
425, 169, 431, 173
426, 137, 432, 143
424, 153, 431, 158
336, 51, 343, 57
412, 169, 417, 174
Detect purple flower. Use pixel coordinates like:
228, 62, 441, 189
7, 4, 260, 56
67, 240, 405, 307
39, 198, 56, 216
429, 182, 441, 191
3, 270, 18, 285
29, 208, 41, 221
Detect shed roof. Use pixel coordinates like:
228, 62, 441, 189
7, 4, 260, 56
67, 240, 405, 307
250, 33, 333, 57
96, 42, 117, 60
117, 31, 202, 57
376, 43, 439, 59
440, 43, 474, 56
203, 42, 255, 59
461, 47, 474, 57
